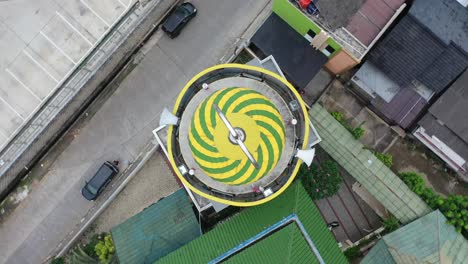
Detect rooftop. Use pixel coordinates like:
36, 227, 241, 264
157, 182, 347, 264
309, 104, 431, 223
168, 64, 311, 206
409, 0, 468, 51
314, 0, 365, 30
427, 69, 468, 143
362, 210, 468, 263
111, 189, 201, 264
251, 13, 328, 89
368, 0, 468, 93
418, 69, 468, 160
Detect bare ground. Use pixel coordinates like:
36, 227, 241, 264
388, 139, 467, 196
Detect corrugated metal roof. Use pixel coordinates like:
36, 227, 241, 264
409, 0, 468, 51
361, 240, 396, 264
362, 210, 468, 263
224, 223, 319, 264
157, 182, 346, 263
368, 13, 467, 93
309, 104, 431, 223
111, 189, 201, 264
427, 69, 468, 144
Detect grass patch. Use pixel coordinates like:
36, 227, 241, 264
331, 111, 365, 140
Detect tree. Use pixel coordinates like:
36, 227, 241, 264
399, 172, 468, 237
382, 215, 400, 233
50, 257, 64, 264
95, 234, 115, 264
298, 160, 343, 200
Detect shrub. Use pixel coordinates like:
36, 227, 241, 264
331, 111, 343, 122
352, 126, 365, 140
344, 246, 361, 261
299, 160, 343, 200
382, 215, 400, 233
83, 233, 101, 258
375, 152, 393, 168
330, 111, 366, 140
95, 234, 115, 263
50, 257, 64, 264
399, 172, 468, 236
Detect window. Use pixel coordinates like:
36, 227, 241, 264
321, 45, 335, 57
304, 29, 317, 42
325, 45, 335, 54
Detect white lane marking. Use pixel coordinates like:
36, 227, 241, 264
40, 31, 77, 65
116, 0, 128, 8
0, 90, 25, 120
23, 50, 60, 83
80, 0, 111, 27
6, 69, 42, 102
56, 11, 94, 46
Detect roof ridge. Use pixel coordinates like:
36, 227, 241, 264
436, 210, 442, 263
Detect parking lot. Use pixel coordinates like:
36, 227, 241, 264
0, 0, 134, 150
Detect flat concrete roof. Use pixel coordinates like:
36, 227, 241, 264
0, 0, 134, 150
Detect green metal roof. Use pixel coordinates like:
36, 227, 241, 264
224, 223, 319, 264
309, 104, 431, 224
157, 182, 346, 264
362, 210, 468, 263
111, 189, 201, 264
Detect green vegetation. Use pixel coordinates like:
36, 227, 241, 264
83, 233, 102, 258
232, 49, 254, 64
399, 172, 468, 236
70, 246, 98, 264
382, 215, 400, 233
298, 160, 343, 200
95, 234, 115, 263
374, 152, 393, 168
331, 111, 366, 140
343, 246, 361, 261
50, 257, 64, 264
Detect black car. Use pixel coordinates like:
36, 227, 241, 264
81, 161, 119, 201
162, 2, 197, 38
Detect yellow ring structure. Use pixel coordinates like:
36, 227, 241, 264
167, 64, 310, 206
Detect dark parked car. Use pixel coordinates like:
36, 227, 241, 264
162, 2, 197, 38
81, 161, 119, 201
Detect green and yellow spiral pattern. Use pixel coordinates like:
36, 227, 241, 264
189, 87, 285, 185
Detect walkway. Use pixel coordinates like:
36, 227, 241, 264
309, 104, 431, 224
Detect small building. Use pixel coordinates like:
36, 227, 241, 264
157, 182, 347, 264
249, 0, 406, 89
352, 0, 468, 130
414, 69, 468, 176
362, 210, 468, 263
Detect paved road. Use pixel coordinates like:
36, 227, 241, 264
0, 0, 269, 262
0, 0, 134, 149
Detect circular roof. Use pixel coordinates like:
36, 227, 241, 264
189, 87, 285, 185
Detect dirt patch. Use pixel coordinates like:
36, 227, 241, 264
320, 80, 399, 152
388, 139, 467, 196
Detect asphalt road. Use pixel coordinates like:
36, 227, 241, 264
0, 0, 269, 262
